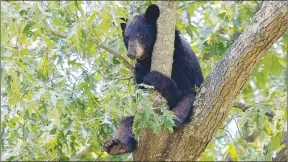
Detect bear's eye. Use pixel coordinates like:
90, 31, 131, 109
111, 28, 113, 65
125, 36, 130, 40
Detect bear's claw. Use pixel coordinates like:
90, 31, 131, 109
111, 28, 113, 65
103, 139, 129, 155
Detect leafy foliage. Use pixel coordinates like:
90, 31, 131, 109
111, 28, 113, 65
1, 1, 286, 161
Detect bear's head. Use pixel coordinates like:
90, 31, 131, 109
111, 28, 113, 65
120, 4, 160, 60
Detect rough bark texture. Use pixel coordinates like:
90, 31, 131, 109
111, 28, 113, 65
133, 1, 177, 160
134, 1, 287, 161
150, 1, 177, 76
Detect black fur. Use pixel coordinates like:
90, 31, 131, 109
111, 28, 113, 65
103, 4, 204, 155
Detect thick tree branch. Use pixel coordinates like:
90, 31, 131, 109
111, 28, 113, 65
133, 1, 287, 161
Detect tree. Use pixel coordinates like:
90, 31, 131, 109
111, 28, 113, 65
133, 1, 178, 159
1, 1, 286, 161
134, 1, 287, 161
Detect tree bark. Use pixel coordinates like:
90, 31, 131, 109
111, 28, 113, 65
133, 1, 178, 160
134, 1, 287, 161
150, 1, 177, 76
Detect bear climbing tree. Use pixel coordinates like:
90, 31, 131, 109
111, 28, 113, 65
132, 1, 287, 161
103, 2, 204, 155
103, 1, 287, 161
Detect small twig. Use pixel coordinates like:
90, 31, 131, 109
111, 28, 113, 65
46, 26, 134, 70
264, 112, 275, 118
95, 67, 133, 81
75, 1, 84, 18
71, 145, 91, 160
220, 128, 246, 154
221, 112, 241, 129
233, 102, 275, 118
94, 151, 104, 161
44, 19, 67, 39
224, 152, 233, 162
230, 114, 249, 151
233, 102, 252, 111
109, 76, 133, 81
253, 1, 263, 14
49, 29, 67, 39
178, 1, 195, 10
97, 43, 133, 70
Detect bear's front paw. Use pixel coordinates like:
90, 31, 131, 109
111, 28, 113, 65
143, 72, 155, 86
143, 71, 163, 87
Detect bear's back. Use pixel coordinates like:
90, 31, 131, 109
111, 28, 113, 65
171, 33, 204, 92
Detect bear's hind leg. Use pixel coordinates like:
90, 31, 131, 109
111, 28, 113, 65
103, 116, 137, 155
172, 92, 195, 127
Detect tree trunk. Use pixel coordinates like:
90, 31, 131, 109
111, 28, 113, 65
150, 1, 177, 76
134, 1, 287, 161
133, 1, 178, 160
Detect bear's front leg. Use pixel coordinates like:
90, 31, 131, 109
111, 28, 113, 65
143, 71, 183, 109
103, 116, 137, 155
134, 63, 149, 84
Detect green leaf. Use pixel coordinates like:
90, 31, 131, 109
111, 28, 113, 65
270, 132, 284, 149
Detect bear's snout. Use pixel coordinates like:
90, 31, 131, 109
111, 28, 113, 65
127, 40, 144, 60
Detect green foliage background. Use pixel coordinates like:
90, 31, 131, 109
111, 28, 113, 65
1, 1, 286, 161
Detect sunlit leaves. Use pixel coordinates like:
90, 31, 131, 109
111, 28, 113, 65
1, 1, 134, 161
1, 1, 286, 161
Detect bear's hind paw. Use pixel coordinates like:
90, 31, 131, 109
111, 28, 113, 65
103, 139, 129, 155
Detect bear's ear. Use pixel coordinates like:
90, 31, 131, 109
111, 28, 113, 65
145, 4, 160, 21
120, 18, 127, 31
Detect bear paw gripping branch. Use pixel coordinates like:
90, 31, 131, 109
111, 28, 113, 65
103, 4, 204, 155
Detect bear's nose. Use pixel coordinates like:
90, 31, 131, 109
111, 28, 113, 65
127, 53, 137, 59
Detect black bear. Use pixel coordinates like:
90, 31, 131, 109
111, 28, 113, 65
103, 4, 204, 155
